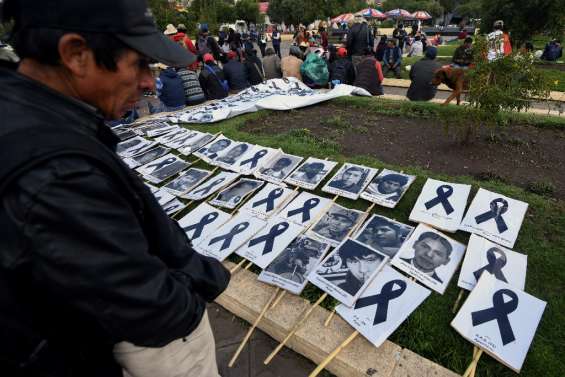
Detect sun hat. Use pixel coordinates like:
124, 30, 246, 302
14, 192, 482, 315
163, 24, 177, 36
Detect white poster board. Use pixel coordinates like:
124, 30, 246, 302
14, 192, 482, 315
177, 202, 231, 243
212, 142, 254, 171
451, 274, 546, 373
237, 146, 279, 175
459, 188, 528, 248
178, 133, 216, 156
162, 198, 187, 215
322, 163, 377, 200
458, 234, 527, 291
284, 157, 338, 190
336, 265, 431, 347
258, 236, 330, 295
361, 169, 416, 208
354, 215, 414, 259
308, 238, 388, 307
309, 203, 364, 247
255, 153, 303, 185
240, 183, 298, 218
136, 153, 180, 176
391, 224, 466, 294
193, 135, 234, 162
122, 146, 171, 169
409, 178, 471, 233
163, 168, 211, 196
280, 192, 333, 227
209, 178, 264, 210
117, 136, 157, 157
182, 171, 240, 200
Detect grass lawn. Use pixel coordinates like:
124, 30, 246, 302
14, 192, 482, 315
173, 97, 565, 377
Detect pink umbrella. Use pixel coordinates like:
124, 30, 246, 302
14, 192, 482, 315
385, 8, 412, 19
355, 8, 387, 19
331, 13, 354, 23
412, 11, 432, 20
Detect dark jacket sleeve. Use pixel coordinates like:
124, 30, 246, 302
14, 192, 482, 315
8, 158, 229, 347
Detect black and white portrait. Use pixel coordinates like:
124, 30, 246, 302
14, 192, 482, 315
114, 128, 136, 141
409, 178, 471, 233
285, 158, 338, 190
241, 183, 298, 218
123, 146, 171, 169
117, 136, 156, 157
451, 274, 546, 373
336, 265, 430, 347
163, 168, 211, 196
256, 153, 303, 184
193, 136, 233, 161
177, 202, 231, 243
214, 143, 251, 167
166, 131, 201, 149
355, 215, 414, 259
182, 171, 240, 200
178, 133, 215, 156
308, 238, 388, 307
457, 234, 527, 292
155, 128, 189, 145
209, 178, 264, 209
259, 236, 330, 295
310, 204, 363, 247
361, 169, 415, 208
459, 188, 528, 249
139, 122, 176, 137
146, 160, 189, 184
392, 224, 465, 294
322, 163, 377, 200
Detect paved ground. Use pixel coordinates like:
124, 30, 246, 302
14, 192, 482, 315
208, 303, 333, 377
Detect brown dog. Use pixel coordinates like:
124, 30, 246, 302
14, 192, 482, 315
432, 66, 469, 105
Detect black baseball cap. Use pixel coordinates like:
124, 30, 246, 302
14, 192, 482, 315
3, 0, 195, 67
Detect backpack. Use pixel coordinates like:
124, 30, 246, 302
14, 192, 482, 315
300, 53, 329, 87
198, 35, 210, 56
204, 64, 229, 93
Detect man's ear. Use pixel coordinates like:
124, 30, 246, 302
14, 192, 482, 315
57, 33, 93, 78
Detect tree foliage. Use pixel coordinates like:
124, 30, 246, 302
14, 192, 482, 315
268, 0, 367, 26
148, 0, 196, 31
234, 0, 259, 23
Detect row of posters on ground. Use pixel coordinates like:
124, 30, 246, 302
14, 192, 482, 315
112, 117, 546, 373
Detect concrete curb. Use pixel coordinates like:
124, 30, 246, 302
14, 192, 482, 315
216, 261, 461, 377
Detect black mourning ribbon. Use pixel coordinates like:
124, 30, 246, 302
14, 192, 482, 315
248, 222, 290, 255
239, 149, 268, 169
471, 288, 518, 345
287, 198, 320, 223
424, 185, 455, 215
208, 222, 250, 251
252, 188, 284, 212
473, 249, 508, 282
192, 178, 226, 196
475, 198, 509, 233
183, 212, 219, 240
354, 279, 407, 325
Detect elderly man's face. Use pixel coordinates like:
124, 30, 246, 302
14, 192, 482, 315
413, 237, 450, 272
346, 254, 379, 284
342, 169, 363, 187
374, 225, 399, 246
379, 179, 402, 194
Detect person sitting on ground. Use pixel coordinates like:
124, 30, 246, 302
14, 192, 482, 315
408, 35, 424, 57
173, 23, 198, 70
176, 66, 206, 106
407, 46, 442, 102
158, 66, 186, 111
198, 53, 229, 100
353, 49, 384, 96
452, 37, 474, 68
382, 39, 402, 79
301, 48, 329, 89
223, 50, 250, 92
244, 48, 264, 85
329, 47, 355, 86
262, 47, 282, 79
375, 35, 387, 61
431, 32, 443, 46
281, 46, 304, 81
541, 39, 562, 61
457, 26, 468, 40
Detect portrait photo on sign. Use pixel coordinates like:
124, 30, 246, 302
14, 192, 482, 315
308, 238, 388, 307
155, 128, 190, 145
259, 236, 330, 295
145, 159, 189, 184
451, 274, 546, 373
459, 188, 528, 249
281, 191, 332, 227
354, 215, 414, 259
336, 265, 431, 347
166, 131, 204, 150
361, 169, 415, 208
163, 168, 211, 196
322, 163, 377, 200
409, 178, 472, 233
195, 212, 267, 262
182, 171, 239, 200
309, 203, 363, 247
213, 142, 253, 168
178, 133, 215, 156
236, 216, 305, 269
123, 146, 171, 169
209, 178, 265, 209
241, 183, 298, 218
117, 137, 156, 157
458, 234, 527, 292
139, 122, 176, 137
177, 202, 231, 243
391, 224, 466, 294
256, 153, 303, 184
237, 146, 278, 175
285, 157, 338, 190
193, 135, 234, 161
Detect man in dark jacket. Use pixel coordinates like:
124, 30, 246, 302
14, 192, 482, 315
223, 50, 250, 92
353, 50, 384, 96
0, 1, 229, 376
452, 37, 474, 68
347, 16, 374, 68
199, 53, 229, 100
244, 48, 264, 85
392, 23, 407, 52
329, 47, 355, 85
407, 47, 442, 101
157, 66, 186, 111
382, 39, 402, 78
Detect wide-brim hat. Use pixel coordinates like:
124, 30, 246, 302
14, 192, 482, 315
164, 24, 178, 35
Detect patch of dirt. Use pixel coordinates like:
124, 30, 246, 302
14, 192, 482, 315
244, 103, 565, 199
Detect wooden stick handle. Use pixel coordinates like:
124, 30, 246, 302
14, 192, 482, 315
229, 259, 247, 274
462, 348, 483, 377
228, 288, 281, 367
244, 261, 253, 270
264, 293, 328, 365
270, 290, 287, 310
452, 289, 465, 313
308, 330, 359, 377
324, 308, 336, 327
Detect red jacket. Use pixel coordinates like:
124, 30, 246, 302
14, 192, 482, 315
172, 32, 199, 70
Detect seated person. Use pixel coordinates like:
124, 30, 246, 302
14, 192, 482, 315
176, 67, 206, 106
408, 36, 424, 57
382, 39, 402, 78
407, 47, 442, 101
353, 49, 384, 96
223, 50, 250, 92
262, 47, 282, 79
244, 48, 264, 85
452, 37, 474, 68
198, 54, 229, 100
157, 66, 186, 111
541, 39, 562, 61
281, 46, 304, 81
329, 47, 355, 86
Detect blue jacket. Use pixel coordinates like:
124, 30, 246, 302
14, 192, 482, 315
383, 46, 402, 66
223, 60, 250, 91
158, 68, 186, 107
